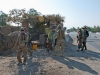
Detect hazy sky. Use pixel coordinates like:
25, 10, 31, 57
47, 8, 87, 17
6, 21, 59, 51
0, 0, 100, 29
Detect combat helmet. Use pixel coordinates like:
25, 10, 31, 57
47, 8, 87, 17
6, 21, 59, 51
82, 26, 87, 29
23, 27, 27, 31
84, 26, 87, 29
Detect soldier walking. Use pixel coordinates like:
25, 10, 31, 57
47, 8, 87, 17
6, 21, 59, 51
15, 27, 28, 65
24, 27, 32, 56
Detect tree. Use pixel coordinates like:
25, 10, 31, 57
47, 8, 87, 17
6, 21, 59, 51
70, 27, 76, 31
63, 27, 67, 31
7, 8, 29, 26
7, 8, 65, 33
96, 25, 100, 32
27, 8, 41, 16
0, 11, 8, 26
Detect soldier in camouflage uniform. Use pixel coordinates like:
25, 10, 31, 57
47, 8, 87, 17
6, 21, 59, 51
82, 27, 89, 50
46, 28, 53, 53
77, 29, 84, 51
54, 26, 65, 56
15, 27, 28, 65
24, 27, 32, 56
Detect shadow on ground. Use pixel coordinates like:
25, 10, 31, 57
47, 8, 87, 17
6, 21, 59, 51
48, 44, 98, 75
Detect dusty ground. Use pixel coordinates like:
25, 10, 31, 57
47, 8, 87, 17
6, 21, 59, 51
0, 34, 100, 75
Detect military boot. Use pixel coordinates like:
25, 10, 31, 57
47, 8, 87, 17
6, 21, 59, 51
81, 47, 84, 51
85, 46, 87, 50
85, 47, 87, 50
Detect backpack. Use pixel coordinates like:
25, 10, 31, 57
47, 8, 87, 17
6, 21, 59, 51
86, 30, 89, 37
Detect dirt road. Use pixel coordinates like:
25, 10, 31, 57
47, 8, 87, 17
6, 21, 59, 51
0, 34, 100, 75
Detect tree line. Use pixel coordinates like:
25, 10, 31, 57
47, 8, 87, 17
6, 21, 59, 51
0, 8, 64, 27
0, 8, 42, 26
69, 25, 100, 33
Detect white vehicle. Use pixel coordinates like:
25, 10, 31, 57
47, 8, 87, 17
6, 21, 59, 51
67, 30, 70, 33
96, 32, 100, 35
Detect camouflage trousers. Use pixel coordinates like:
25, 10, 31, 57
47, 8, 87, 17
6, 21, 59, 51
46, 39, 53, 53
27, 44, 33, 55
83, 37, 87, 50
54, 39, 64, 55
27, 48, 32, 56
17, 45, 27, 63
78, 39, 83, 50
